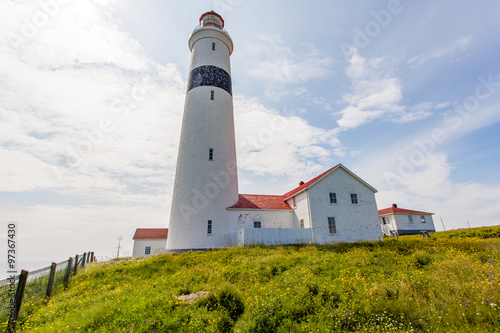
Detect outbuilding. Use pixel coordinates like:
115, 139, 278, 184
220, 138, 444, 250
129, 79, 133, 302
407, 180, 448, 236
132, 228, 168, 257
378, 204, 435, 236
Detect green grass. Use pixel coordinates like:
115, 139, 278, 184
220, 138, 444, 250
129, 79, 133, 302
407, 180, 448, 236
6, 227, 500, 332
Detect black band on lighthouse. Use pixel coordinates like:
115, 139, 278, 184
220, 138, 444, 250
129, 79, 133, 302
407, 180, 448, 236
188, 65, 232, 96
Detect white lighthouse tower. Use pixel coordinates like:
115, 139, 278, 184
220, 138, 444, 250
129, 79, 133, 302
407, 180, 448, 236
167, 11, 239, 251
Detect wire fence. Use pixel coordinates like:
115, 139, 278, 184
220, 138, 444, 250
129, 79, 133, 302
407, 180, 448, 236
0, 251, 94, 332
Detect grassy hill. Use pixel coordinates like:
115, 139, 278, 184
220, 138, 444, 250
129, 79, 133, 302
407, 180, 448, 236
9, 227, 500, 332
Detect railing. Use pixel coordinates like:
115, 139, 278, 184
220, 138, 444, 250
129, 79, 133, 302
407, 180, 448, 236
192, 24, 230, 38
0, 251, 95, 332
381, 226, 399, 238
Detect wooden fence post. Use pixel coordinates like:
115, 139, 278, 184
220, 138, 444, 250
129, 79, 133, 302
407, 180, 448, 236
74, 254, 79, 275
9, 270, 28, 331
82, 252, 87, 268
64, 257, 73, 288
91, 252, 95, 262
86, 252, 90, 263
45, 262, 57, 300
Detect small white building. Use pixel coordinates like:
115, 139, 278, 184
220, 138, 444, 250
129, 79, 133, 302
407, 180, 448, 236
378, 204, 435, 236
132, 228, 168, 257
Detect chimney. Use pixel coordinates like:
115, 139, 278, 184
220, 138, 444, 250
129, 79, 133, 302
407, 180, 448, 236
299, 181, 305, 186
392, 203, 397, 208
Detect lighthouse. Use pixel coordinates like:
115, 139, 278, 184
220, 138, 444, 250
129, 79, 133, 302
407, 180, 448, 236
167, 11, 239, 251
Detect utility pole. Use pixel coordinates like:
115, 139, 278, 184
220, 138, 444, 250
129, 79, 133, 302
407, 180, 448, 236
467, 221, 471, 228
116, 235, 123, 258
440, 217, 446, 231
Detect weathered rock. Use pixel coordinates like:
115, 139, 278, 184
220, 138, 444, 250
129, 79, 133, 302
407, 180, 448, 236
176, 291, 212, 303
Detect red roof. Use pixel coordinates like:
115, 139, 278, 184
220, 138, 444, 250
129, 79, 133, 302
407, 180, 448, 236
228, 164, 374, 211
283, 164, 340, 199
228, 194, 292, 210
133, 228, 168, 240
378, 205, 433, 216
200, 10, 224, 28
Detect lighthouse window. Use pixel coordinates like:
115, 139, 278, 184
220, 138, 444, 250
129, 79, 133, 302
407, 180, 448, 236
209, 148, 213, 160
212, 42, 215, 50
210, 90, 214, 100
207, 220, 212, 234
328, 217, 336, 234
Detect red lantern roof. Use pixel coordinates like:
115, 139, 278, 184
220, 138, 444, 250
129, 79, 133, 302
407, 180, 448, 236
199, 10, 224, 29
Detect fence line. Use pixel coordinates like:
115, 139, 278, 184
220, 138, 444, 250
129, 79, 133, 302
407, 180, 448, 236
0, 251, 95, 332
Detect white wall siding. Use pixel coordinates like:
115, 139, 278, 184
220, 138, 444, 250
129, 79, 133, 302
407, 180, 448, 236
228, 209, 294, 244
236, 228, 314, 246
382, 214, 436, 234
133, 239, 167, 257
289, 191, 310, 228
308, 168, 382, 243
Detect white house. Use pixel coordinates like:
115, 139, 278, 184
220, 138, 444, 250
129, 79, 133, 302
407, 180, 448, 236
378, 204, 435, 236
133, 228, 168, 257
229, 164, 383, 246
165, 11, 383, 252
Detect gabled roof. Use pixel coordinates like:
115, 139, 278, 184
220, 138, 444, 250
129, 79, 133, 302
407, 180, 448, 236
283, 163, 377, 200
228, 194, 292, 210
378, 205, 433, 216
133, 228, 169, 240
227, 164, 376, 211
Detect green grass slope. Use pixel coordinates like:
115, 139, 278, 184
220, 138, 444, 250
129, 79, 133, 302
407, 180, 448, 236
9, 228, 500, 332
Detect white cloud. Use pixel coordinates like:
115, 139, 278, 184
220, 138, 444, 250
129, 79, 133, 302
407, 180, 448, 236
239, 35, 334, 101
374, 153, 500, 229
234, 95, 343, 180
336, 49, 434, 129
407, 35, 473, 67
0, 203, 167, 262
0, 1, 186, 261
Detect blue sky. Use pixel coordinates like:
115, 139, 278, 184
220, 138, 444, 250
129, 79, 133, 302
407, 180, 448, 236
1, 0, 500, 265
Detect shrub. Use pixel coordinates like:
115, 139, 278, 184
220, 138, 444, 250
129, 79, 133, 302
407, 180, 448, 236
196, 287, 245, 321
413, 251, 433, 269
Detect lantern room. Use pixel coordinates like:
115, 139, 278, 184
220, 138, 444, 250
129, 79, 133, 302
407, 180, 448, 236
200, 11, 224, 29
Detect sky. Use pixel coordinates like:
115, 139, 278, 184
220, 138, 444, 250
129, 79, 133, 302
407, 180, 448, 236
1, 0, 500, 267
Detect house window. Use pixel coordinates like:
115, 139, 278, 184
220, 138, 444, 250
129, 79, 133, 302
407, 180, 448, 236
254, 221, 261, 228
328, 217, 336, 234
350, 193, 358, 204
145, 246, 151, 255
329, 192, 337, 204
408, 215, 413, 223
300, 219, 304, 229
420, 215, 426, 223
210, 90, 214, 100
209, 148, 213, 161
212, 42, 215, 50
382, 217, 387, 225
207, 220, 212, 234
